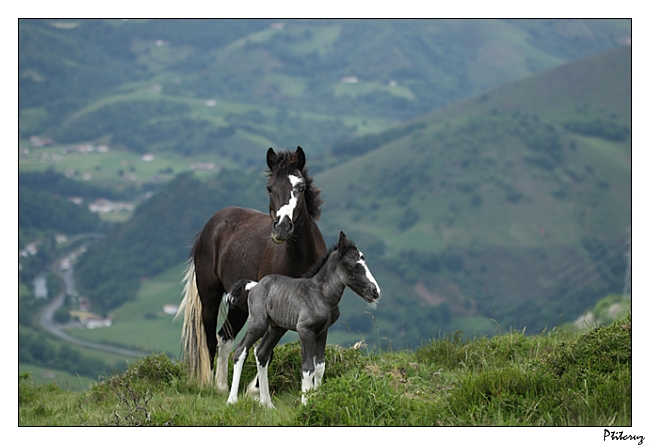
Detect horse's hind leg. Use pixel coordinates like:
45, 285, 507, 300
216, 304, 248, 392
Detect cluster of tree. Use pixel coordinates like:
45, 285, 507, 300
76, 170, 267, 311
19, 188, 102, 235
379, 249, 465, 286
20, 169, 122, 200
563, 118, 630, 141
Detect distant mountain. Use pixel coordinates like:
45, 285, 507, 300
20, 19, 630, 161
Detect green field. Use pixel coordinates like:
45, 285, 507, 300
64, 263, 185, 357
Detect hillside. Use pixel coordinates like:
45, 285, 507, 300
315, 46, 631, 338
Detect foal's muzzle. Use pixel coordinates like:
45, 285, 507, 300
369, 283, 381, 301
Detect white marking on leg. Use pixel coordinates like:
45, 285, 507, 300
227, 347, 247, 405
255, 350, 274, 408
215, 336, 234, 392
301, 370, 315, 405
314, 362, 325, 389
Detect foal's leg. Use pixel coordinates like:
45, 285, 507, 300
227, 339, 249, 405
254, 325, 287, 408
314, 310, 338, 390
298, 328, 318, 405
313, 331, 328, 390
227, 314, 269, 405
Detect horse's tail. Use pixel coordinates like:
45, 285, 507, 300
176, 259, 212, 386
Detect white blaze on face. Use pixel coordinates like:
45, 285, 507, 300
275, 174, 304, 223
357, 251, 381, 297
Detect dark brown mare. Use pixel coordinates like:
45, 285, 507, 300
176, 147, 327, 390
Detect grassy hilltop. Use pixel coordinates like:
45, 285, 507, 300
19, 313, 631, 426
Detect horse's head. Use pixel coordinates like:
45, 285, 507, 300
266, 147, 309, 244
336, 231, 381, 306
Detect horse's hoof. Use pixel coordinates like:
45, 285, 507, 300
245, 382, 261, 400
216, 384, 229, 394
260, 400, 275, 409
226, 396, 237, 405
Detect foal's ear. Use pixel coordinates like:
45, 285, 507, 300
338, 231, 349, 251
296, 146, 306, 171
267, 147, 277, 170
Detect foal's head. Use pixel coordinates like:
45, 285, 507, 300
266, 147, 322, 244
335, 231, 381, 306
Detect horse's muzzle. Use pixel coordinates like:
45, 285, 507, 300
271, 218, 294, 244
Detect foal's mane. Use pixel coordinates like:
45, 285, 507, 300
302, 237, 356, 279
266, 149, 323, 221
302, 245, 337, 278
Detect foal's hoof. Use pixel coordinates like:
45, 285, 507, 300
216, 383, 230, 394
226, 395, 237, 405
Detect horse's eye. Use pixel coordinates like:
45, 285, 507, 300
266, 186, 273, 193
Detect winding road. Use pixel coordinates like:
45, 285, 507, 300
38, 235, 147, 358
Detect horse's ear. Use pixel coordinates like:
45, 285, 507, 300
267, 148, 277, 170
296, 146, 306, 171
338, 231, 348, 251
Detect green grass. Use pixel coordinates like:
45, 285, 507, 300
18, 364, 97, 392
19, 313, 631, 426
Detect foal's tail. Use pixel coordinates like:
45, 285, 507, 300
175, 259, 212, 386
224, 279, 258, 310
